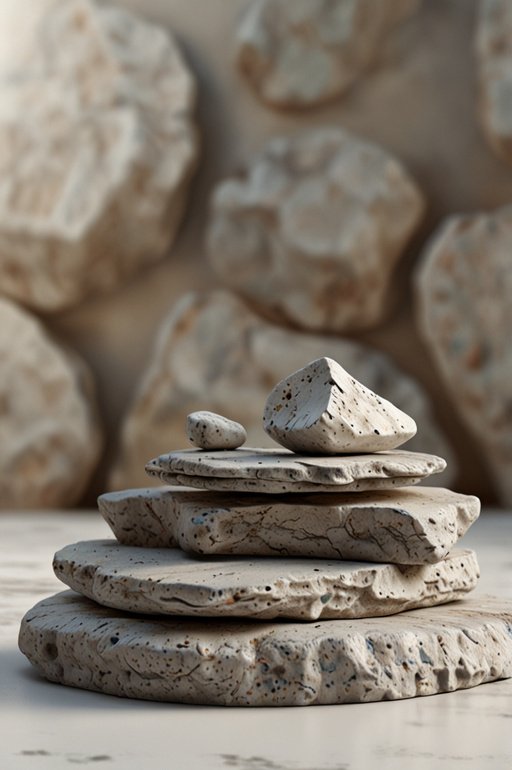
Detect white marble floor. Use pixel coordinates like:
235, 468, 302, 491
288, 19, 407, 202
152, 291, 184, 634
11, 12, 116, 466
1, 510, 511, 770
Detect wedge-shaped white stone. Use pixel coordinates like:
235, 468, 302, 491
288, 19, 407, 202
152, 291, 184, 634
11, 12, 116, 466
145, 447, 442, 494
264, 357, 417, 454
53, 540, 478, 621
187, 411, 246, 450
19, 592, 512, 706
147, 473, 429, 494
98, 486, 480, 565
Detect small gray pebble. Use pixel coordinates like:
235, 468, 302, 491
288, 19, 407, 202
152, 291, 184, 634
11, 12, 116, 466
187, 411, 246, 450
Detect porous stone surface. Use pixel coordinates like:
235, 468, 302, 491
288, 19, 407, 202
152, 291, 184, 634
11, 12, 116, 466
476, 0, 512, 164
0, 0, 198, 312
264, 357, 416, 453
19, 592, 512, 706
206, 129, 424, 333
416, 206, 512, 505
146, 472, 427, 494
187, 411, 246, 450
0, 298, 102, 508
111, 291, 456, 490
236, 0, 420, 109
146, 447, 445, 494
52, 540, 478, 620
98, 486, 480, 565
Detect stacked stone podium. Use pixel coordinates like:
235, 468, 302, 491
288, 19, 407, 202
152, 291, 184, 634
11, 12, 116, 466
19, 358, 512, 706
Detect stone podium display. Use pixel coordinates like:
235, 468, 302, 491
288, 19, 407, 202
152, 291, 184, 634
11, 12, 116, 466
18, 359, 512, 706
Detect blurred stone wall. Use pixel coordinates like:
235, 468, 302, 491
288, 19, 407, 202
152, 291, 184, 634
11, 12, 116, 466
10, 0, 511, 505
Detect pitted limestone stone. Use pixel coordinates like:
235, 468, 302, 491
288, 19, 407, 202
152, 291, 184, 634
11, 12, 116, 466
236, 0, 420, 109
145, 447, 445, 494
263, 357, 417, 454
52, 540, 479, 621
0, 298, 102, 508
98, 486, 480, 565
416, 206, 512, 505
18, 592, 512, 706
187, 411, 246, 450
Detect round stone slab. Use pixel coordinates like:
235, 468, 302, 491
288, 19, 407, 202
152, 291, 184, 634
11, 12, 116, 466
98, 486, 480, 565
53, 540, 479, 621
19, 592, 512, 706
151, 473, 431, 494
145, 447, 445, 494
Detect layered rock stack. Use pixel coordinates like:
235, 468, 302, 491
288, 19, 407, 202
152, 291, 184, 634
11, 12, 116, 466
19, 358, 512, 706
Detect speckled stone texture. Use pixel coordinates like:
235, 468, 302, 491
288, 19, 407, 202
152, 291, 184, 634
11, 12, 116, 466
52, 540, 478, 621
477, 0, 512, 164
206, 129, 425, 333
98, 486, 480, 565
110, 291, 456, 490
264, 357, 416, 454
19, 592, 512, 706
187, 411, 246, 450
236, 0, 420, 109
0, 298, 102, 509
145, 447, 445, 494
0, 0, 198, 312
416, 206, 512, 505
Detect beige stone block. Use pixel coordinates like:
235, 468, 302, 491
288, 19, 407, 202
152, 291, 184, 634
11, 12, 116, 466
477, 0, 512, 163
0, 298, 102, 508
0, 0, 198, 312
416, 205, 512, 504
236, 0, 420, 108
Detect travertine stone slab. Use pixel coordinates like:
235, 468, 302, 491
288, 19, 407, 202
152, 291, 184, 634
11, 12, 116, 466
98, 486, 480, 565
53, 540, 478, 620
416, 206, 512, 504
145, 447, 445, 494
111, 291, 456, 490
0, 298, 103, 509
19, 592, 512, 706
150, 473, 436, 495
187, 411, 246, 450
264, 357, 416, 454
146, 473, 430, 494
0, 0, 198, 312
207, 130, 424, 333
236, 0, 420, 109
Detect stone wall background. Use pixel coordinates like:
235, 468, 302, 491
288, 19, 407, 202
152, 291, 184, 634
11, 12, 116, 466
18, 0, 512, 505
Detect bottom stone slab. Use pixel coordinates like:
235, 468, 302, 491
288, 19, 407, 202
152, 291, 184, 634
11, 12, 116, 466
19, 592, 512, 707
